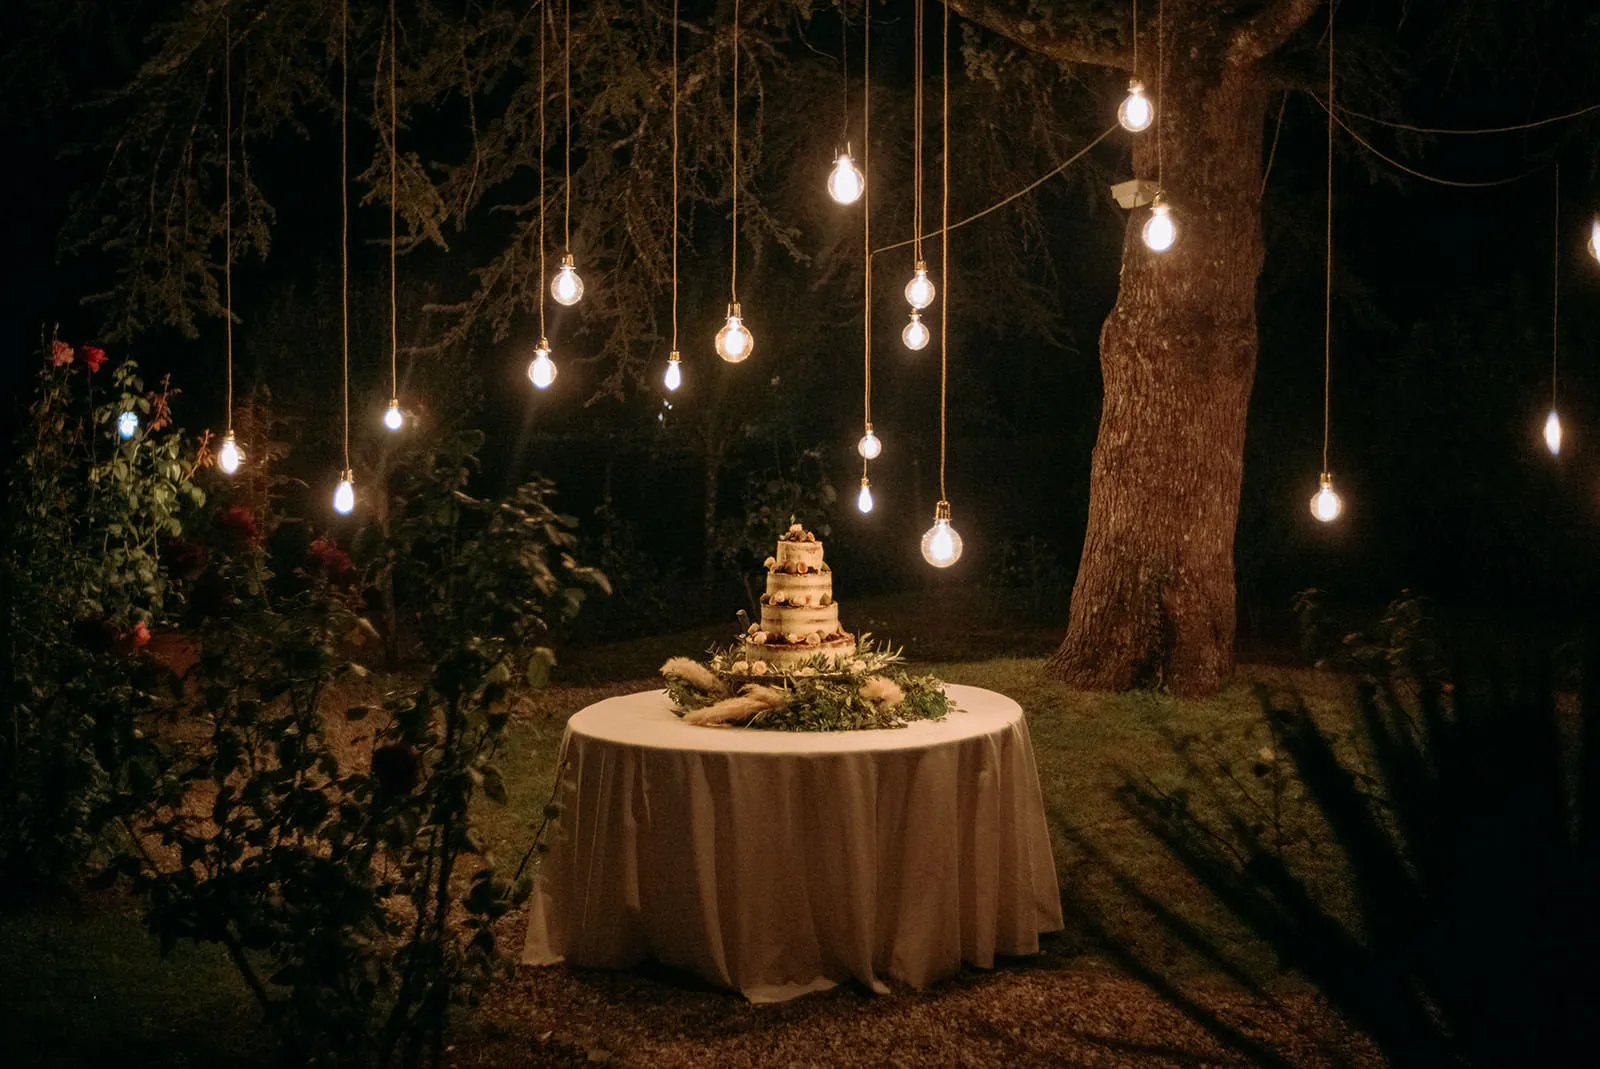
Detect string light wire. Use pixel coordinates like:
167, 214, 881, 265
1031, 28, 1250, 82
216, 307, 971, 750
671, 0, 678, 355
1155, 0, 1163, 189
874, 125, 1117, 257
388, 0, 398, 407
938, 0, 949, 503
1336, 100, 1600, 136
731, 0, 741, 305
563, 0, 572, 255
1322, 2, 1333, 477
224, 14, 234, 432
539, 1, 548, 341
1551, 162, 1560, 415
340, 0, 350, 473
912, 0, 923, 261
1315, 97, 1543, 189
862, 1, 872, 482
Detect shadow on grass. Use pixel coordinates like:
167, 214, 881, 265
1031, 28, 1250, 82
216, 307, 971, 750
1082, 639, 1600, 1067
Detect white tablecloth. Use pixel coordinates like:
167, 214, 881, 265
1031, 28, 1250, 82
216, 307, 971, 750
522, 683, 1063, 1002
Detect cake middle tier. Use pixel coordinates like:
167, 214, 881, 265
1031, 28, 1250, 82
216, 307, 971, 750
759, 601, 841, 638
765, 570, 832, 607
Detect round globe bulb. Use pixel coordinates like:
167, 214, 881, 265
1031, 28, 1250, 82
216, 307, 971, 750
664, 355, 682, 391
857, 480, 874, 514
715, 311, 753, 363
920, 516, 964, 568
1117, 81, 1153, 133
1590, 219, 1600, 264
1309, 475, 1343, 523
857, 429, 882, 460
528, 344, 557, 389
333, 473, 356, 515
905, 266, 936, 310
551, 259, 584, 306
383, 400, 404, 431
902, 312, 930, 351
1143, 201, 1177, 253
117, 410, 139, 439
827, 151, 865, 205
217, 431, 243, 476
1545, 409, 1563, 456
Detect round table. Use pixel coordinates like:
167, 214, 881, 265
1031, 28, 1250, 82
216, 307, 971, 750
521, 684, 1063, 1002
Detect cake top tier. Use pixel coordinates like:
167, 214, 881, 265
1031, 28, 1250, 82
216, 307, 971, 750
778, 523, 818, 544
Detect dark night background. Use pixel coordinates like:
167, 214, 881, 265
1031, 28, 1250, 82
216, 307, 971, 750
5, 0, 1600, 648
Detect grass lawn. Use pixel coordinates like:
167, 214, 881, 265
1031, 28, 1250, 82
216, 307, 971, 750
1, 590, 1379, 1067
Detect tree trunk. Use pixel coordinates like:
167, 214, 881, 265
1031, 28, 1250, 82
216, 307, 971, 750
1048, 35, 1273, 697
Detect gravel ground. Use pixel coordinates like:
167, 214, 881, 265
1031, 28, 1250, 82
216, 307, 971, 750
459, 952, 1385, 1068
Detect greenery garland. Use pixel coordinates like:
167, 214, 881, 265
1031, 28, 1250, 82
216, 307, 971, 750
661, 636, 952, 731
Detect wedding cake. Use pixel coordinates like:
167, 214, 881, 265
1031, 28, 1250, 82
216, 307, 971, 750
741, 524, 857, 668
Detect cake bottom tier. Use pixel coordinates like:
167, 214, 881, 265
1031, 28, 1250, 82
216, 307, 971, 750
742, 635, 857, 669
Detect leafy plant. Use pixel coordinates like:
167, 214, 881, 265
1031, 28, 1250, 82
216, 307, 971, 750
1, 342, 203, 902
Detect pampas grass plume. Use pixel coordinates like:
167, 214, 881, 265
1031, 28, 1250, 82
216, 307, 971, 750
660, 657, 726, 695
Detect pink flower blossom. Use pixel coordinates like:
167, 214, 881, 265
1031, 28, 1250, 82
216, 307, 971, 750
51, 340, 74, 367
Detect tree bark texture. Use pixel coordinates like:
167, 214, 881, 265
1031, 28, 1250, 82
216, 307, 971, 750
1046, 9, 1282, 696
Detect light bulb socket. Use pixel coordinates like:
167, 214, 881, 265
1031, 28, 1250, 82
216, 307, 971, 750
560, 253, 575, 268
341, 468, 355, 484
1128, 78, 1146, 94
668, 350, 681, 363
934, 499, 951, 522
914, 260, 928, 273
727, 302, 741, 318
1319, 471, 1334, 488
860, 475, 871, 490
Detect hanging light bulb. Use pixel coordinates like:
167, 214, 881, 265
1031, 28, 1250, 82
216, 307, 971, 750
1142, 194, 1177, 253
715, 304, 753, 363
857, 425, 882, 459
827, 148, 865, 205
551, 254, 585, 306
1589, 217, 1600, 264
528, 340, 557, 389
904, 262, 935, 310
383, 399, 404, 431
217, 430, 243, 475
857, 477, 874, 514
1309, 473, 1343, 523
920, 501, 963, 568
1544, 410, 1563, 455
1117, 79, 1153, 133
902, 311, 930, 351
333, 469, 356, 515
664, 351, 682, 391
117, 410, 139, 439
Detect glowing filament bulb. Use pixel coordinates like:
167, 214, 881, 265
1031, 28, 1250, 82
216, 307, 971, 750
902, 311, 930, 351
551, 254, 585, 306
664, 352, 682, 391
827, 150, 865, 205
1590, 218, 1600, 264
904, 262, 936, 310
1545, 410, 1563, 455
857, 427, 882, 460
1143, 196, 1177, 253
117, 410, 139, 439
528, 341, 557, 389
715, 304, 753, 363
383, 399, 404, 431
333, 470, 356, 515
1117, 80, 1153, 133
217, 430, 243, 475
857, 478, 874, 514
1309, 473, 1343, 523
920, 502, 963, 568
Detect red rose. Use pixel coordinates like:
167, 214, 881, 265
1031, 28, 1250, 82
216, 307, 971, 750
217, 506, 259, 544
131, 622, 151, 649
51, 340, 74, 367
307, 537, 353, 577
81, 346, 107, 372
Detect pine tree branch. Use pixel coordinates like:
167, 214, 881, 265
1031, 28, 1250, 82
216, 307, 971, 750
1228, 0, 1324, 68
942, 0, 1131, 71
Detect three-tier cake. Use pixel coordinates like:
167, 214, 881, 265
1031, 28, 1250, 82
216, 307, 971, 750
741, 524, 856, 668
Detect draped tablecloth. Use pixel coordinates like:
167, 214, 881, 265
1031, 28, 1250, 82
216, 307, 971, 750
521, 684, 1062, 1002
